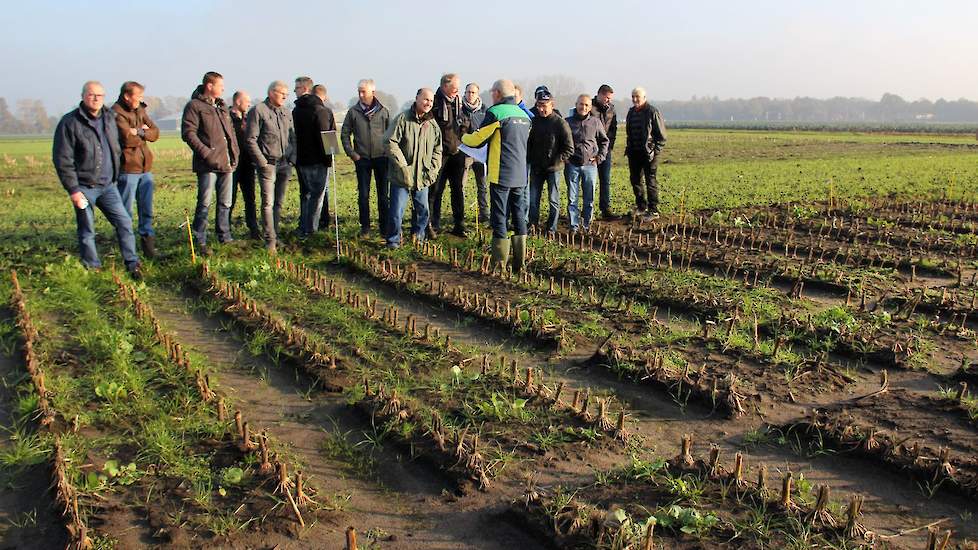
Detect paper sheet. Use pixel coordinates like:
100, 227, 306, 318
459, 143, 487, 164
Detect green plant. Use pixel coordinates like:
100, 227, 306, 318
654, 504, 719, 536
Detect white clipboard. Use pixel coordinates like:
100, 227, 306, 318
320, 130, 340, 156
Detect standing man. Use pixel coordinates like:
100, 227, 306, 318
54, 81, 142, 278
293, 83, 336, 238
565, 94, 609, 234
625, 87, 667, 221
429, 73, 468, 238
341, 78, 391, 238
246, 81, 296, 255
526, 87, 573, 236
112, 81, 159, 258
230, 91, 260, 239
293, 76, 312, 231
461, 82, 489, 226
181, 71, 239, 255
592, 84, 618, 219
385, 88, 441, 249
462, 79, 531, 273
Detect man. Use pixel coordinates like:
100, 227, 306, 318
112, 81, 159, 258
461, 82, 489, 225
341, 78, 391, 237
385, 88, 442, 249
54, 81, 142, 278
462, 79, 531, 273
181, 71, 239, 255
293, 76, 315, 231
514, 84, 534, 118
245, 81, 296, 254
429, 73, 468, 238
294, 76, 312, 99
529, 85, 561, 118
293, 83, 336, 238
565, 94, 609, 233
526, 87, 573, 236
625, 87, 667, 220
592, 84, 619, 219
229, 90, 260, 239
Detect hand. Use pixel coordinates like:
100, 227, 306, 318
129, 127, 138, 136
141, 124, 149, 130
351, 153, 361, 162
70, 191, 87, 209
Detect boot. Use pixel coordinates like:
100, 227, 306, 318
490, 237, 511, 272
140, 235, 156, 259
511, 235, 527, 274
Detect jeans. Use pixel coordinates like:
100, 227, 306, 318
296, 163, 330, 237
489, 185, 528, 239
192, 171, 233, 246
628, 153, 660, 212
355, 157, 390, 234
529, 170, 560, 234
597, 156, 613, 213
74, 184, 139, 269
463, 157, 489, 222
257, 161, 292, 244
231, 163, 259, 235
386, 185, 429, 246
565, 164, 597, 230
117, 172, 155, 237
429, 151, 466, 230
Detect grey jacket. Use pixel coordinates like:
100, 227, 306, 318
565, 110, 609, 166
341, 100, 391, 160
245, 99, 296, 168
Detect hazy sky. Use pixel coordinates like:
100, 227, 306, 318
3, 0, 976, 115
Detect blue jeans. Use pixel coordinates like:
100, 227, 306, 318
258, 162, 292, 244
490, 185, 528, 239
529, 171, 560, 233
565, 164, 597, 230
386, 185, 429, 247
355, 157, 390, 234
597, 156, 612, 213
74, 184, 139, 269
193, 171, 233, 246
296, 164, 329, 237
117, 172, 155, 237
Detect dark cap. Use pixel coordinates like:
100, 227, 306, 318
534, 85, 552, 101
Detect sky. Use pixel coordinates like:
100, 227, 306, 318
2, 0, 977, 115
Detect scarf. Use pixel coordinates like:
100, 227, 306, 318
437, 89, 461, 125
462, 95, 482, 114
360, 100, 381, 118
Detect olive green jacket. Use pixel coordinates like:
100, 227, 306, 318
385, 108, 442, 191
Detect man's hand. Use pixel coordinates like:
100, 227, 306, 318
70, 191, 88, 209
129, 127, 138, 136
351, 153, 361, 162
141, 124, 149, 130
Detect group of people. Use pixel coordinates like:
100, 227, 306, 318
52, 71, 667, 278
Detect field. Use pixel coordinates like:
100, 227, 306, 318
1, 128, 977, 549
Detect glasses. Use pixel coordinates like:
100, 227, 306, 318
85, 94, 105, 98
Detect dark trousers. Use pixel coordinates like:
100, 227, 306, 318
490, 185, 528, 239
429, 151, 466, 231
355, 157, 390, 235
597, 156, 613, 212
627, 153, 660, 212
231, 163, 259, 235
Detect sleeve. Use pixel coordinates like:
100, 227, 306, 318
142, 109, 160, 142
652, 109, 667, 151
181, 102, 209, 158
430, 125, 442, 168
340, 109, 355, 157
385, 114, 408, 167
115, 110, 142, 148
607, 109, 617, 150
558, 119, 574, 164
245, 107, 267, 167
462, 109, 499, 148
595, 123, 609, 164
52, 117, 79, 194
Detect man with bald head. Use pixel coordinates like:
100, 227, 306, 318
246, 80, 296, 254
53, 81, 142, 278
625, 87, 667, 220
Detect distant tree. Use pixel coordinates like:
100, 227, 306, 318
0, 98, 23, 134
16, 99, 52, 134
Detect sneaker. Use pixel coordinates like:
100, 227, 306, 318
128, 263, 144, 281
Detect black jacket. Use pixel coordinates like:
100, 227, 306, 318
625, 103, 667, 159
433, 88, 468, 155
565, 110, 609, 166
53, 104, 121, 194
292, 94, 336, 167
591, 98, 617, 150
527, 112, 573, 174
230, 110, 252, 169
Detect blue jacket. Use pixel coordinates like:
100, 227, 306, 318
53, 104, 121, 194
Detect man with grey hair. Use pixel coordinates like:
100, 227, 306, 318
461, 82, 489, 225
429, 73, 468, 238
624, 87, 667, 220
54, 80, 142, 278
246, 80, 296, 254
342, 78, 391, 237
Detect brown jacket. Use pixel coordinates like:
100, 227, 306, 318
181, 85, 239, 173
112, 101, 159, 173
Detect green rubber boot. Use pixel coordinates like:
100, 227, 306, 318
491, 237, 511, 272
511, 235, 527, 274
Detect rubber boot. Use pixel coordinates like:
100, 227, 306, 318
511, 235, 527, 274
491, 237, 511, 273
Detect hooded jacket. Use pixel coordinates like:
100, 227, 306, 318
461, 97, 531, 188
625, 102, 667, 159
292, 94, 336, 167
53, 104, 122, 194
566, 110, 609, 166
386, 107, 442, 191
245, 98, 296, 168
181, 85, 239, 173
112, 100, 159, 173
341, 98, 390, 160
527, 112, 573, 174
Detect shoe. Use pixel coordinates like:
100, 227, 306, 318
127, 263, 144, 281
359, 228, 371, 238
490, 237, 511, 271
601, 209, 620, 220
511, 235, 527, 274
266, 241, 277, 256
451, 226, 468, 238
478, 214, 490, 224
385, 242, 400, 249
643, 211, 660, 222
198, 244, 210, 257
249, 229, 261, 240
427, 226, 439, 240
140, 235, 156, 259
